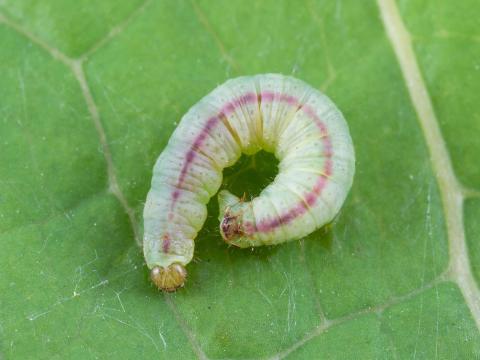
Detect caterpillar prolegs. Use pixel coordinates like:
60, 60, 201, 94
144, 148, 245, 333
143, 74, 355, 291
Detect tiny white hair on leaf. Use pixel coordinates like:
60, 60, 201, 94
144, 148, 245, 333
143, 74, 355, 291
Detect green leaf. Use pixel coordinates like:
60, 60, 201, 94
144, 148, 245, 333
1, 0, 479, 358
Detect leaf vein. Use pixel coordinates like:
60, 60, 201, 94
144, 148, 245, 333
377, 0, 480, 331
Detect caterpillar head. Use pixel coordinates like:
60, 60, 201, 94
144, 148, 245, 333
150, 263, 187, 292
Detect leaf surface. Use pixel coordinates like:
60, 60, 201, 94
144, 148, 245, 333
1, 0, 479, 358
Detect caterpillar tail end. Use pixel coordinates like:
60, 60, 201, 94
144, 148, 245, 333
150, 263, 187, 292
217, 190, 240, 217
218, 190, 241, 244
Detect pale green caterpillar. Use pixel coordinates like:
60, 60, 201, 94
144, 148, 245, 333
143, 74, 355, 291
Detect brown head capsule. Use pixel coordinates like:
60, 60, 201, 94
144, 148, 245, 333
150, 263, 187, 292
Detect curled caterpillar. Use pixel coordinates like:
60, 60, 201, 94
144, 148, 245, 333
143, 74, 355, 291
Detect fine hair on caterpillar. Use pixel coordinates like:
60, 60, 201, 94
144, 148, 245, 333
143, 73, 355, 291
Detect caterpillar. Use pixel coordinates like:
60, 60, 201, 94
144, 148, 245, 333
143, 74, 355, 291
